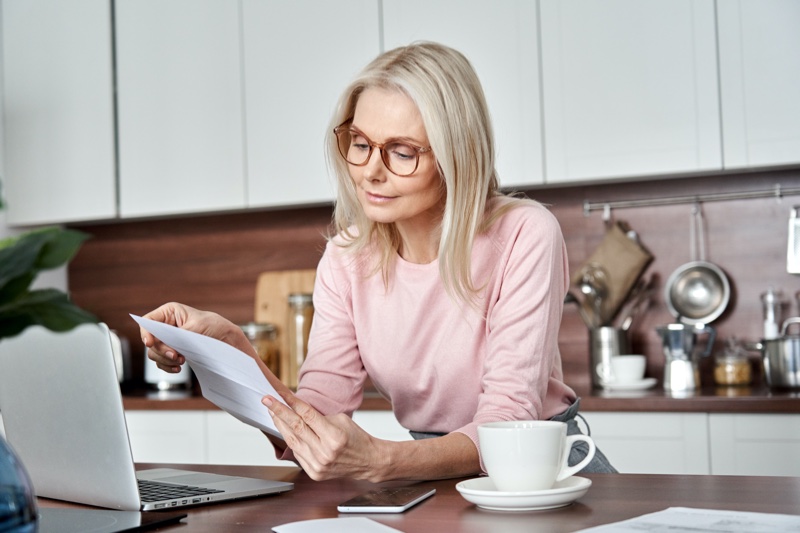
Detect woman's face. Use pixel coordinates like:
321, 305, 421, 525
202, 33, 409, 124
347, 87, 444, 231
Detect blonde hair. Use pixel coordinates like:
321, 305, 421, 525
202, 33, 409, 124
327, 41, 528, 307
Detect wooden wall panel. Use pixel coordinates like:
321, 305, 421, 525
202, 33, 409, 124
69, 169, 800, 387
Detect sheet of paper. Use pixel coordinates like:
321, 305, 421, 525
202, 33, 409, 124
575, 506, 800, 532
131, 314, 285, 440
272, 517, 403, 533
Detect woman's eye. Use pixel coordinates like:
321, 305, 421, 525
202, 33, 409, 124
351, 134, 370, 151
388, 143, 416, 161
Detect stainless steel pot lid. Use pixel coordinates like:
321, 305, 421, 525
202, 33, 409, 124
664, 260, 730, 325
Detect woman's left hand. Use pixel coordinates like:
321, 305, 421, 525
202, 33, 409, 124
262, 392, 386, 482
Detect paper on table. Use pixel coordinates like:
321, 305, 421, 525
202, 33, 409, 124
131, 314, 285, 440
575, 506, 800, 532
273, 517, 403, 533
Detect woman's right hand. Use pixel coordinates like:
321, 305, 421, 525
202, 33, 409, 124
141, 302, 246, 373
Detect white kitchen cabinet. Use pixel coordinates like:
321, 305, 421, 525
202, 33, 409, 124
242, 0, 380, 207
540, 0, 721, 183
717, 0, 800, 169
123, 409, 408, 465
124, 411, 207, 464
115, 0, 246, 218
382, 0, 543, 188
581, 412, 710, 474
206, 411, 295, 467
709, 413, 800, 476
1, 0, 116, 226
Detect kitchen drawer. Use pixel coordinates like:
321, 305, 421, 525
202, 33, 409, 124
709, 413, 800, 476
581, 412, 710, 475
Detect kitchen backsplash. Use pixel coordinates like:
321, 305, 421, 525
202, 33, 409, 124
68, 168, 800, 388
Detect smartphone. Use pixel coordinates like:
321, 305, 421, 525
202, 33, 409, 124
337, 486, 436, 513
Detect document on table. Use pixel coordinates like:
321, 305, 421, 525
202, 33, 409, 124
575, 506, 800, 532
273, 517, 402, 533
131, 314, 285, 440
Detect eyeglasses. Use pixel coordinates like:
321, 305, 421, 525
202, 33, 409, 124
333, 122, 432, 177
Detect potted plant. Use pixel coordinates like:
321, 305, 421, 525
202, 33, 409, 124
0, 195, 97, 530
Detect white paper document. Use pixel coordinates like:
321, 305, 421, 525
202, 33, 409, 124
273, 517, 403, 533
576, 506, 800, 532
131, 314, 285, 439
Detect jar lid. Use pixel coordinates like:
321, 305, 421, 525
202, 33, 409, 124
288, 293, 313, 305
239, 322, 277, 337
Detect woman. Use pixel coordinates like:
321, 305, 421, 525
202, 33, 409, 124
142, 42, 616, 482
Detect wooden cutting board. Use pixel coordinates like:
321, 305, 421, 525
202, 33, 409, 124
254, 269, 316, 384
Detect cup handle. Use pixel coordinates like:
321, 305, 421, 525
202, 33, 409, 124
556, 435, 596, 481
595, 362, 613, 383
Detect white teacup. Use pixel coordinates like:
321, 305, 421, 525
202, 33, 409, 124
597, 354, 646, 384
477, 420, 596, 492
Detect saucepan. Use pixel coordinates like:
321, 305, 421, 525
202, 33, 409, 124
750, 317, 800, 389
664, 205, 730, 325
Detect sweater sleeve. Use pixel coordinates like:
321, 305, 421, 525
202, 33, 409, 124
451, 205, 571, 466
293, 243, 369, 417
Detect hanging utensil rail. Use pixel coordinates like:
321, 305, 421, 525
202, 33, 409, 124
583, 184, 800, 217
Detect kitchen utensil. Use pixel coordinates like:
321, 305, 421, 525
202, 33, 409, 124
751, 317, 800, 390
589, 327, 630, 388
578, 264, 608, 327
616, 276, 654, 331
657, 322, 716, 393
760, 288, 787, 340
664, 204, 730, 325
571, 221, 653, 327
564, 291, 593, 328
788, 206, 800, 274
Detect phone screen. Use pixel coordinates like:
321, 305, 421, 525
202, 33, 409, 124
337, 486, 436, 513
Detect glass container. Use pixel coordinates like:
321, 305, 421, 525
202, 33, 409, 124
240, 322, 280, 377
714, 338, 752, 386
287, 293, 314, 389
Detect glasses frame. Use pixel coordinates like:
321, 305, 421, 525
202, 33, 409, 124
333, 122, 432, 177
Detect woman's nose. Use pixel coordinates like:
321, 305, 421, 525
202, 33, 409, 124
363, 149, 387, 181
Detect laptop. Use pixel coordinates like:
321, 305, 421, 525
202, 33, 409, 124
0, 322, 293, 511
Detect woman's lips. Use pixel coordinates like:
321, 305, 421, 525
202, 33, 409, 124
364, 191, 396, 204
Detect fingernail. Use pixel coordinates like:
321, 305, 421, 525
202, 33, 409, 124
262, 397, 273, 407
166, 351, 175, 361
142, 337, 149, 347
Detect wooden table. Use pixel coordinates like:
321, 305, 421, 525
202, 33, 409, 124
37, 464, 800, 532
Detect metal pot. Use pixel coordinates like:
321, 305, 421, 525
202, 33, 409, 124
664, 205, 730, 325
755, 317, 800, 389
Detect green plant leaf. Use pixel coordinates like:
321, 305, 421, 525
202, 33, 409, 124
0, 272, 36, 304
0, 233, 48, 292
0, 315, 33, 340
0, 289, 97, 335
35, 228, 90, 270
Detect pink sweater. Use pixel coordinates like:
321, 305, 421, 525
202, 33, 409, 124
295, 198, 576, 460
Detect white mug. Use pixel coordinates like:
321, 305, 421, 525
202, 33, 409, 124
478, 420, 596, 492
597, 354, 646, 384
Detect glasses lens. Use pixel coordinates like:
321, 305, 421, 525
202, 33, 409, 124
382, 142, 418, 176
337, 129, 370, 166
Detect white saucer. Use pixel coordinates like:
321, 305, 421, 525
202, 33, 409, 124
602, 377, 657, 391
455, 476, 591, 511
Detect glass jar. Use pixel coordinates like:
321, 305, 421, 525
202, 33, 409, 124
287, 293, 314, 389
240, 322, 280, 377
714, 339, 752, 386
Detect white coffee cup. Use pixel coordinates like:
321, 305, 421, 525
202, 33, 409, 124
597, 354, 646, 384
477, 420, 596, 492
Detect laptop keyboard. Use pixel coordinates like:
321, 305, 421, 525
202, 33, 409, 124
138, 479, 225, 503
